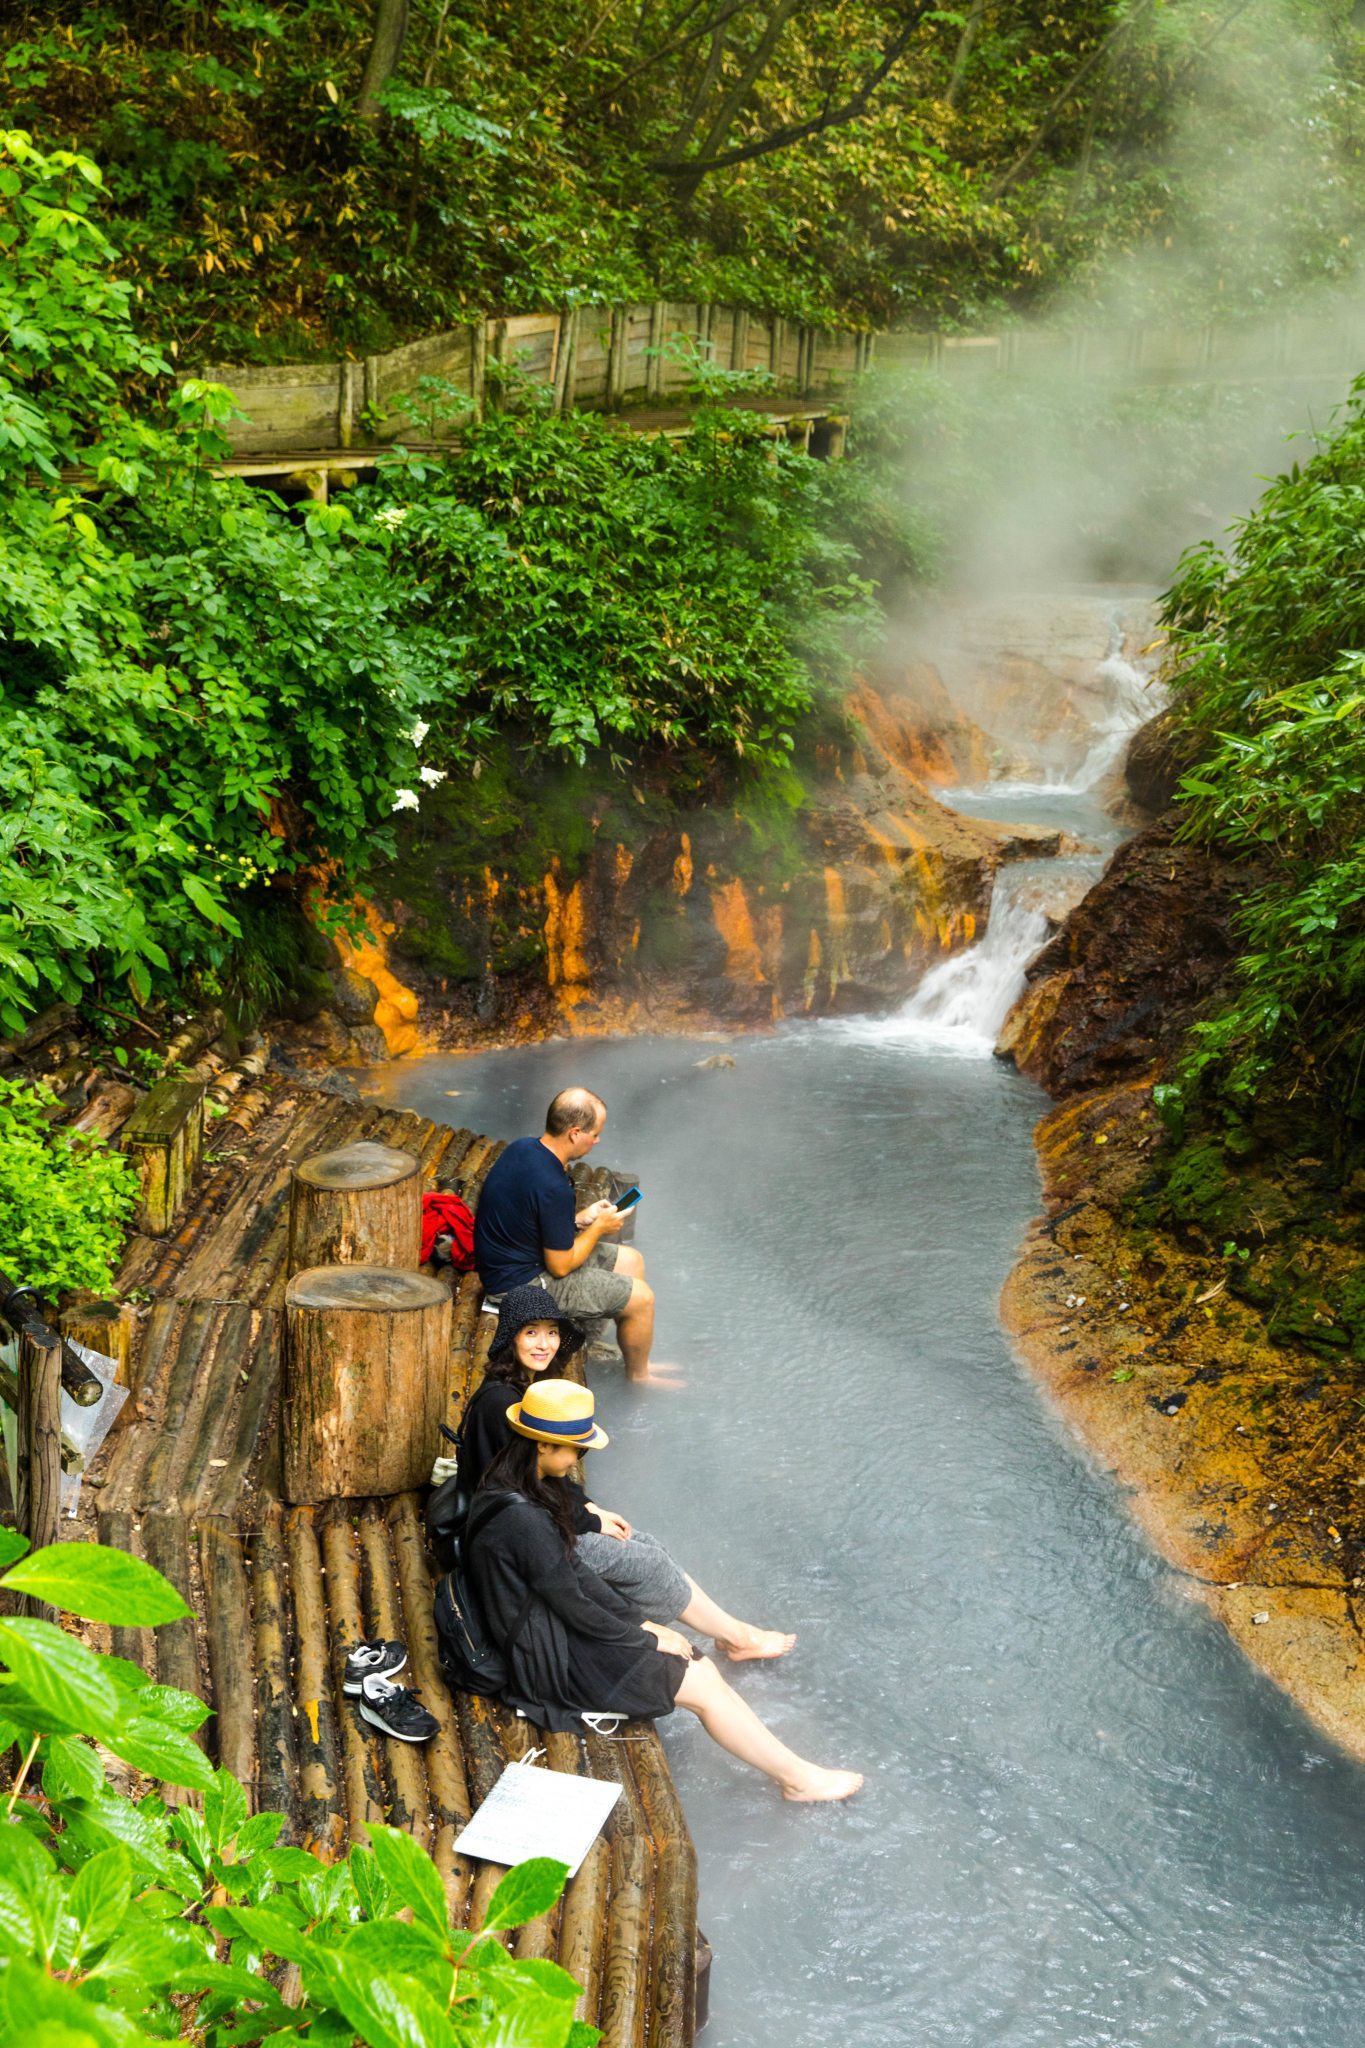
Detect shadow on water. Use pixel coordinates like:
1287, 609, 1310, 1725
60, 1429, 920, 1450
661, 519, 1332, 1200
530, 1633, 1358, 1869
359, 1030, 1365, 2047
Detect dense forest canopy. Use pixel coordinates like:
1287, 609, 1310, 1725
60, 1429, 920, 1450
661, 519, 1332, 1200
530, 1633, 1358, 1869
6, 0, 1365, 363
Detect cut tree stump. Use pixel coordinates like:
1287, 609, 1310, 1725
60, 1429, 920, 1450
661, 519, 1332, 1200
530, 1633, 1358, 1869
121, 1078, 206, 1234
282, 1265, 451, 1503
287, 1142, 421, 1277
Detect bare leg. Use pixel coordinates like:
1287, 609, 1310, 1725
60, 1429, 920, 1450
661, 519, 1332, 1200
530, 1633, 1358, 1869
615, 1279, 684, 1386
677, 1576, 795, 1662
616, 1246, 645, 1280
674, 1656, 861, 1802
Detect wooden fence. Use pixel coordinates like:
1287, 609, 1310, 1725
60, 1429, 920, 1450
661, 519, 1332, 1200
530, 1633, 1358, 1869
196, 302, 875, 457
191, 300, 1365, 460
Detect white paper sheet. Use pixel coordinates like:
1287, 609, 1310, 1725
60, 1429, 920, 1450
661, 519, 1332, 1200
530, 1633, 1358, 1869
453, 1759, 621, 1876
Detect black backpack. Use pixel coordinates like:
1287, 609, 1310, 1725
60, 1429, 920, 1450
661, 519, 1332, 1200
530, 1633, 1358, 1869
432, 1491, 535, 1699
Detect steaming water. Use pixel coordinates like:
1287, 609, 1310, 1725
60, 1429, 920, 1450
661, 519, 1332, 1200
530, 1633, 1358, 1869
358, 787, 1365, 2047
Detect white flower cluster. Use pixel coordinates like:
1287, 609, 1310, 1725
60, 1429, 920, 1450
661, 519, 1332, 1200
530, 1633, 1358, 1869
392, 720, 450, 812
375, 505, 410, 530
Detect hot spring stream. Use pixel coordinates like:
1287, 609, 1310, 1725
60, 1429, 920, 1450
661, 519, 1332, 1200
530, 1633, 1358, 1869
357, 779, 1365, 2047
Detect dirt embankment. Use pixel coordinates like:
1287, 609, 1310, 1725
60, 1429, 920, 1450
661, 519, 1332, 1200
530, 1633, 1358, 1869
997, 785, 1365, 1758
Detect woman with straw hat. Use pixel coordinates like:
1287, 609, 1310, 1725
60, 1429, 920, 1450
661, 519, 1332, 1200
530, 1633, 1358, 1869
466, 1378, 862, 1803
460, 1286, 794, 1661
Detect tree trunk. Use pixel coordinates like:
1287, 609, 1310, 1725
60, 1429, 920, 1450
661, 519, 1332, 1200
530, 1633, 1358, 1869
287, 1141, 421, 1278
283, 1265, 452, 1504
357, 0, 411, 124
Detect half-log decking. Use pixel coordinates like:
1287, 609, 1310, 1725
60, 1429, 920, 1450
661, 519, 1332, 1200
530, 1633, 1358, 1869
80, 1077, 699, 2046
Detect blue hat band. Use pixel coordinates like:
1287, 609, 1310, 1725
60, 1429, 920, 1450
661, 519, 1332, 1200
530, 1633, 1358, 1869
527, 1410, 595, 1440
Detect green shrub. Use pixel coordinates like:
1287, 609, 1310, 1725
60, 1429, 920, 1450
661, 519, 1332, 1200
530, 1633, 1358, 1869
0, 1079, 137, 1298
0, 1531, 590, 2046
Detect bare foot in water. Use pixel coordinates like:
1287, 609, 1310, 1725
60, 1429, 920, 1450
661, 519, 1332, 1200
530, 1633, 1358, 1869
626, 1365, 687, 1390
717, 1627, 797, 1662
782, 1768, 863, 1803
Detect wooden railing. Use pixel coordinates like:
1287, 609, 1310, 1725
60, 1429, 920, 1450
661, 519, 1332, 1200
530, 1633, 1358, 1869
188, 300, 1365, 462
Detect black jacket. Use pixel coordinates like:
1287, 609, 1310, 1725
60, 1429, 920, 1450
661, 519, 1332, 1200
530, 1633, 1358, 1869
461, 1379, 601, 1535
466, 1491, 662, 1733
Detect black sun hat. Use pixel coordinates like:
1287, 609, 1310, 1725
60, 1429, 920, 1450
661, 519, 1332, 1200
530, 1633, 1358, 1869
488, 1284, 587, 1366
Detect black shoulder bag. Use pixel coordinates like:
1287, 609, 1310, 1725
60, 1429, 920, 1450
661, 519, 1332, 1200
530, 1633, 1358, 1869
432, 1490, 536, 1699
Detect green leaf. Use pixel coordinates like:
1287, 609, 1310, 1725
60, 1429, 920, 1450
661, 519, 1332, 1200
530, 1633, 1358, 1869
338, 1917, 451, 1971
567, 2025, 602, 2048
366, 1821, 449, 1935
219, 1902, 315, 1965
0, 1952, 125, 2046
303, 1954, 456, 2048
68, 1844, 132, 1960
182, 873, 230, 926
349, 1843, 391, 1922
203, 1767, 249, 1851
0, 1530, 30, 1569
106, 1711, 216, 1791
55, 1787, 200, 1898
41, 1734, 104, 1801
0, 1618, 118, 1729
2, 1544, 190, 1625
480, 1857, 570, 1934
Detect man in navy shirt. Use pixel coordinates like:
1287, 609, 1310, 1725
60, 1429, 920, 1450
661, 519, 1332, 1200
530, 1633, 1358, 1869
474, 1086, 678, 1385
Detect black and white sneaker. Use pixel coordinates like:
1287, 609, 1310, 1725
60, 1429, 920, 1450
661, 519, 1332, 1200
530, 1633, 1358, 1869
343, 1640, 407, 1696
359, 1672, 440, 1744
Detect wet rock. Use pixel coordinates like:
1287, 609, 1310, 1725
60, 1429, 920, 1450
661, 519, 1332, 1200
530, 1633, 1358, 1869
995, 813, 1273, 1094
330, 968, 381, 1024
695, 1053, 736, 1069
1125, 709, 1199, 815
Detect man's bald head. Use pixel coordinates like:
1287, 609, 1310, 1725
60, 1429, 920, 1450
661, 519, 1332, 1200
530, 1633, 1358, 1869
545, 1087, 606, 1139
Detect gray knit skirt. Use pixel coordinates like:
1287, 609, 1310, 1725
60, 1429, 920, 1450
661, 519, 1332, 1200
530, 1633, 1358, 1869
576, 1530, 690, 1621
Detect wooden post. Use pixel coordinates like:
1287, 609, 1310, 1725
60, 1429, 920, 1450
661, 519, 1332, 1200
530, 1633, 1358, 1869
121, 1078, 206, 1235
282, 1265, 452, 1503
17, 1332, 61, 1608
553, 306, 578, 413
730, 308, 750, 373
769, 316, 784, 386
470, 317, 487, 417
339, 360, 361, 448
606, 305, 628, 410
827, 413, 848, 459
363, 354, 380, 428
490, 318, 508, 411
646, 301, 665, 401
287, 1140, 421, 1277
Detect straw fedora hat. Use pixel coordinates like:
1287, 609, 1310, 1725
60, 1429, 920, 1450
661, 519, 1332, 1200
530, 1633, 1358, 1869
507, 1378, 609, 1449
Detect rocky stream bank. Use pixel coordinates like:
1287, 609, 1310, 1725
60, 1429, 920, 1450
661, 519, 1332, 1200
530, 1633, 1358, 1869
997, 772, 1365, 1761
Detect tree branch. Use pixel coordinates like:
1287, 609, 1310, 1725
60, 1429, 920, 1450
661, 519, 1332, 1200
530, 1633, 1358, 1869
689, 0, 803, 167
944, 0, 984, 111
651, 3, 931, 180
988, 1, 1155, 199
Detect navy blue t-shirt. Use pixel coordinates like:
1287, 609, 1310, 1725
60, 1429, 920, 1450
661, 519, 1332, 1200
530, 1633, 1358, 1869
474, 1137, 577, 1292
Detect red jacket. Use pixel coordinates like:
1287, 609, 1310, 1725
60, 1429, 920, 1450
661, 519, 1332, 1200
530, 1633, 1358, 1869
420, 1191, 475, 1269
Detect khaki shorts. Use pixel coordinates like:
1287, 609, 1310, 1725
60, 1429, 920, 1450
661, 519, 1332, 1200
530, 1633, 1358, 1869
539, 1240, 634, 1320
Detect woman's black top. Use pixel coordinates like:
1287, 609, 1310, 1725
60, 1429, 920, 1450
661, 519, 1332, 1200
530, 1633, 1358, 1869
466, 1490, 687, 1732
460, 1379, 601, 1535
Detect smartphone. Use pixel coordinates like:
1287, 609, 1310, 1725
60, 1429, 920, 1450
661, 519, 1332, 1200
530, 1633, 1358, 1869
613, 1187, 642, 1213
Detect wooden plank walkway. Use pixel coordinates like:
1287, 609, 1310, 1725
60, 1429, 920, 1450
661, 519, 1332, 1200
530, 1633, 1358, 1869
84, 1080, 699, 2046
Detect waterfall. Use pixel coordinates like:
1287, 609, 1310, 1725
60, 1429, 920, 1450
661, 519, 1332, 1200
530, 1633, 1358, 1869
825, 868, 1052, 1057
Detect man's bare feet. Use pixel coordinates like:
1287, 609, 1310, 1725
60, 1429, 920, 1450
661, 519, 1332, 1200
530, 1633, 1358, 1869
782, 1768, 863, 1803
625, 1365, 687, 1389
717, 1627, 797, 1662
